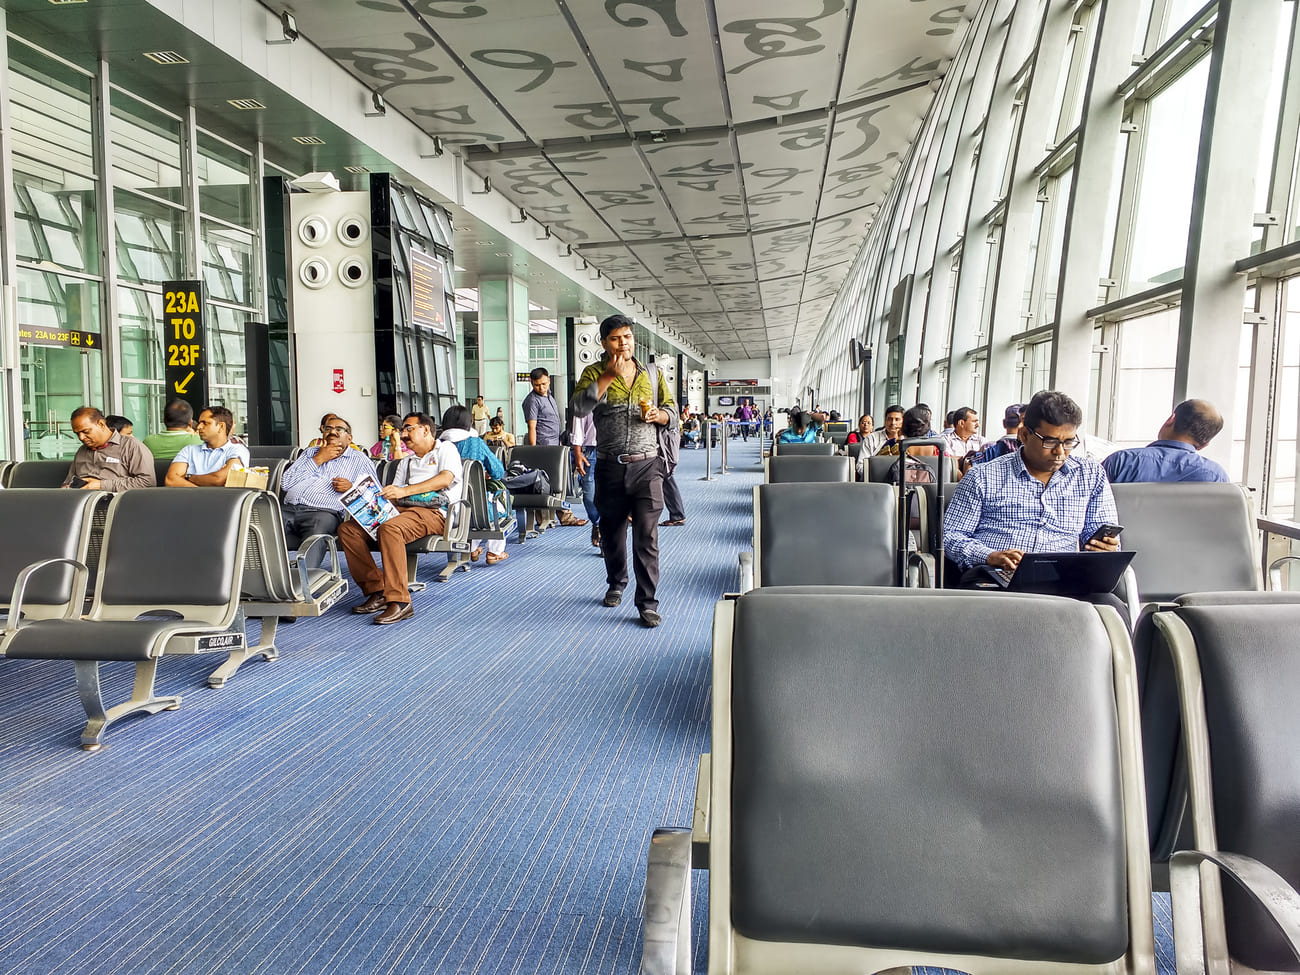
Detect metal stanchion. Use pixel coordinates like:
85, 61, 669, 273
700, 422, 715, 481
718, 420, 729, 474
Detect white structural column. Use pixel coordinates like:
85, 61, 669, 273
0, 10, 20, 459
983, 0, 1075, 413
1051, 0, 1142, 410
1175, 0, 1283, 467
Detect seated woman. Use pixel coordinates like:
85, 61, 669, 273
482, 416, 515, 449
439, 404, 510, 565
370, 414, 412, 461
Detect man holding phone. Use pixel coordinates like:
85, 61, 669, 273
944, 390, 1125, 612
62, 406, 156, 491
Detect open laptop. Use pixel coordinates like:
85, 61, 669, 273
992, 550, 1136, 597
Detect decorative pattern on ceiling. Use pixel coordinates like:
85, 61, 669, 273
290, 0, 973, 360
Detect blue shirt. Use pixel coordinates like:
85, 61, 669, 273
280, 446, 378, 512
1101, 440, 1228, 483
172, 440, 250, 476
522, 391, 561, 445
778, 427, 817, 444
944, 449, 1118, 569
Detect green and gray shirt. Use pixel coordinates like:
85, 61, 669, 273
572, 357, 676, 461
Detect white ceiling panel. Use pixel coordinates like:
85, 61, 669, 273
641, 138, 748, 233
566, 0, 727, 130
714, 0, 852, 126
839, 0, 968, 102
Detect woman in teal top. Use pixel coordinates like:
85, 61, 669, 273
439, 404, 509, 564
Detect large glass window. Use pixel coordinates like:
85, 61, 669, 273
1273, 278, 1300, 518
196, 131, 255, 230
1122, 57, 1211, 296
110, 90, 184, 207
1111, 308, 1178, 448
115, 190, 185, 285
201, 222, 256, 306
117, 285, 164, 381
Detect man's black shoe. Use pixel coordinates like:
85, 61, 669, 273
603, 587, 623, 607
591, 524, 601, 548
639, 609, 662, 628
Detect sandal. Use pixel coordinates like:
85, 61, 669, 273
470, 547, 482, 562
660, 519, 686, 527
485, 551, 510, 565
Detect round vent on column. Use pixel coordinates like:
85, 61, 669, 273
338, 257, 370, 288
297, 215, 331, 247
337, 214, 370, 247
577, 347, 599, 365
299, 257, 332, 289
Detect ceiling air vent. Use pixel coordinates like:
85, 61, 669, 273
227, 98, 267, 110
293, 136, 326, 145
48, 0, 89, 5
343, 166, 370, 174
143, 51, 190, 65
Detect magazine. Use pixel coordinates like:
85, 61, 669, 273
340, 474, 399, 540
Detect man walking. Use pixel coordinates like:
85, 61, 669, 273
572, 314, 677, 628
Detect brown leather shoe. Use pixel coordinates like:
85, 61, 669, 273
374, 601, 414, 624
352, 592, 387, 614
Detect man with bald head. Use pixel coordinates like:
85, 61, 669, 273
1102, 399, 1229, 483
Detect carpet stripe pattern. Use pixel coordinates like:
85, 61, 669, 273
0, 440, 1175, 974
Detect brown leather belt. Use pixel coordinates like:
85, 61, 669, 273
616, 452, 656, 464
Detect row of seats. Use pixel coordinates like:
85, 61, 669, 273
767, 440, 960, 481
0, 456, 290, 494
639, 587, 1300, 974
0, 487, 346, 749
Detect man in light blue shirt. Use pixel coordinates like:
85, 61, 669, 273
945, 390, 1121, 595
1101, 399, 1229, 483
165, 406, 249, 486
279, 416, 377, 551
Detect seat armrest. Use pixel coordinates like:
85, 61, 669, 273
5, 557, 90, 635
444, 499, 472, 544
1268, 554, 1300, 592
1170, 849, 1300, 975
294, 534, 341, 592
638, 827, 693, 975
738, 551, 753, 594
1117, 565, 1140, 631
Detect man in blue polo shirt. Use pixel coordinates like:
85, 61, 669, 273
165, 406, 249, 486
1102, 399, 1229, 483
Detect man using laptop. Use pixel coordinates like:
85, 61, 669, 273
944, 390, 1126, 614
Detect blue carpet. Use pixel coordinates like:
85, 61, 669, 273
0, 438, 1175, 974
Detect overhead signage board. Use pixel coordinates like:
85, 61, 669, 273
18, 326, 100, 350
163, 280, 208, 412
409, 247, 448, 334
708, 379, 758, 386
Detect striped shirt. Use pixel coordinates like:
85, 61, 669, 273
944, 449, 1118, 569
280, 446, 378, 512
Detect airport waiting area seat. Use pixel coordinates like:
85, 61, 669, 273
1, 488, 259, 750
739, 482, 900, 592
769, 441, 834, 457
763, 454, 854, 484
375, 458, 474, 587
504, 445, 571, 541
0, 489, 110, 622
235, 491, 348, 688
6, 459, 74, 488
640, 587, 1154, 974
1150, 594, 1300, 973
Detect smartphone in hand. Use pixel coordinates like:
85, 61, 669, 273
68, 476, 88, 489
1086, 523, 1124, 545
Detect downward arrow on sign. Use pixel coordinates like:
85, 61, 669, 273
174, 371, 195, 394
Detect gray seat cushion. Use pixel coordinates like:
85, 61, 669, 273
756, 483, 896, 588
767, 456, 853, 483
729, 587, 1128, 963
5, 618, 190, 661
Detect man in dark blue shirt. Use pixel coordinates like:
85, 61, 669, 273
1101, 399, 1229, 483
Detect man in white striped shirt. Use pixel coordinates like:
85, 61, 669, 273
279, 417, 376, 552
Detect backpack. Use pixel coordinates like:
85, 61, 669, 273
887, 454, 937, 485
646, 362, 679, 474
504, 461, 551, 495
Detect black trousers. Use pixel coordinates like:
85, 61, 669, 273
595, 456, 665, 612
662, 470, 685, 522
282, 503, 342, 567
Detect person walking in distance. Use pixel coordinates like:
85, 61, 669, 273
571, 314, 677, 628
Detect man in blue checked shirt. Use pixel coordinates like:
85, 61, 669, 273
944, 390, 1121, 597
279, 416, 376, 553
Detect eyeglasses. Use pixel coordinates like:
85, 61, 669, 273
400, 424, 420, 433
1024, 426, 1080, 451
322, 424, 349, 433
